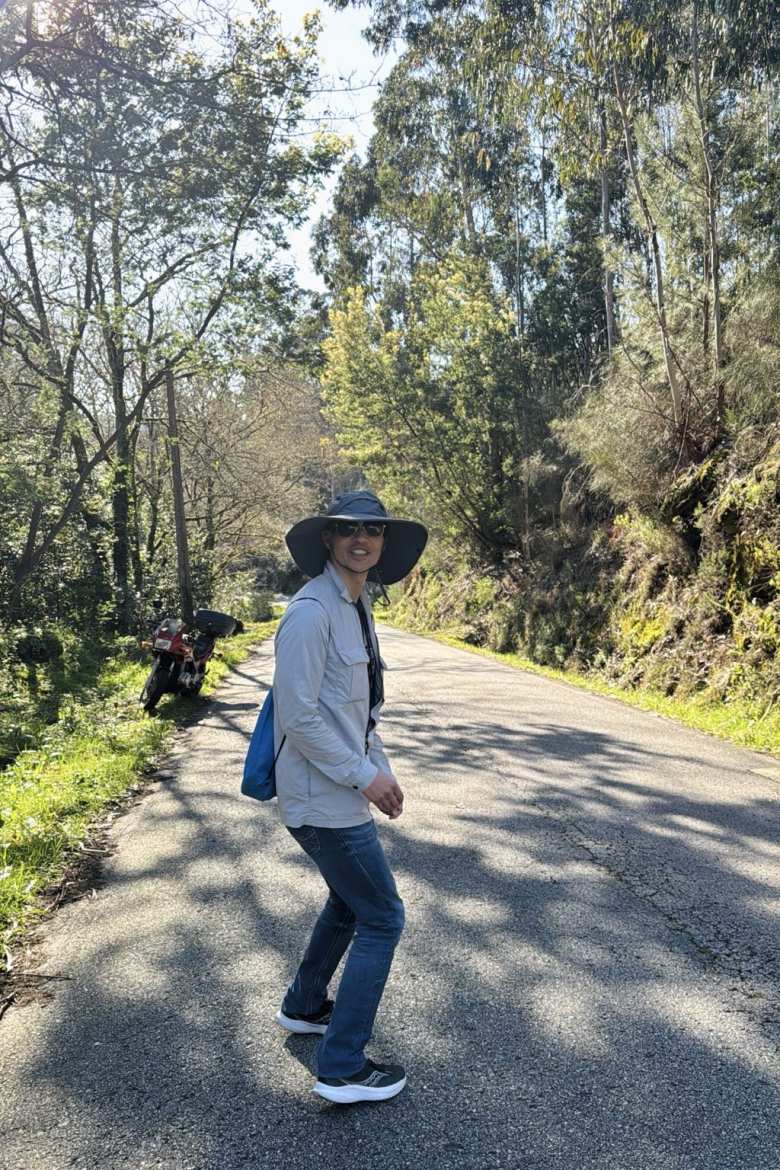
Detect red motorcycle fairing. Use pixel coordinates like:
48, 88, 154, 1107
139, 606, 237, 713
152, 618, 186, 655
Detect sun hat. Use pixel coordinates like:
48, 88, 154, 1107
285, 490, 428, 585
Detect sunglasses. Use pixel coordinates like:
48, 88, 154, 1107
330, 520, 387, 538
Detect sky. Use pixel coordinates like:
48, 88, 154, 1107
273, 2, 396, 290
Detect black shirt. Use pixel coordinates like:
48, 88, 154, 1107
355, 597, 384, 731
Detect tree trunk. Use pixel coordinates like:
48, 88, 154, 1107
144, 415, 163, 571
585, 3, 617, 353
129, 427, 145, 595
107, 181, 133, 631
514, 173, 525, 340
599, 102, 617, 352
540, 128, 548, 245
702, 211, 711, 352
166, 370, 194, 624
4, 146, 71, 614
460, 170, 477, 244
691, 3, 725, 431
111, 402, 132, 630
204, 474, 216, 554
612, 63, 686, 433
71, 432, 110, 587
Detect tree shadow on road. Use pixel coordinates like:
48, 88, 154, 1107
9, 646, 780, 1170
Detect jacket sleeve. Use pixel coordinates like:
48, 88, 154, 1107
273, 600, 377, 791
368, 725, 392, 775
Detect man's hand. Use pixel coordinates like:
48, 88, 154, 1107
363, 769, 404, 819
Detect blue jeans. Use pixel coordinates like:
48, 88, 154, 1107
282, 819, 405, 1078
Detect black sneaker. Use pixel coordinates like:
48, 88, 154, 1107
313, 1059, 407, 1104
275, 998, 333, 1035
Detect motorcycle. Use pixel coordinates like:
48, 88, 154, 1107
139, 601, 243, 713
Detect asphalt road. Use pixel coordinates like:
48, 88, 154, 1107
1, 625, 779, 1170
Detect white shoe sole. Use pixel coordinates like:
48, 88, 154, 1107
275, 1009, 328, 1035
311, 1075, 407, 1104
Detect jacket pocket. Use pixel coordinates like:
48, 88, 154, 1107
321, 641, 369, 704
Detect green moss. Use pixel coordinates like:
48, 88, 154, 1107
618, 609, 668, 651
469, 576, 496, 613
391, 457, 780, 717
732, 602, 780, 655
615, 510, 692, 575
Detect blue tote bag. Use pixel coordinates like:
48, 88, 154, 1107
242, 600, 324, 801
241, 688, 285, 801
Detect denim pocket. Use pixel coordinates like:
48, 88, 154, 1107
334, 819, 378, 855
289, 824, 320, 856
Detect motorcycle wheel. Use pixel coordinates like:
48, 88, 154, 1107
177, 662, 202, 698
140, 663, 168, 713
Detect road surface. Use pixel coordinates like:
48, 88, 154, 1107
1, 625, 779, 1169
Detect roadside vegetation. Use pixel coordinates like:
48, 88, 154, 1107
0, 3, 330, 974
0, 618, 278, 972
319, 0, 779, 743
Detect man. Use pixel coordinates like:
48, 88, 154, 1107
272, 490, 427, 1104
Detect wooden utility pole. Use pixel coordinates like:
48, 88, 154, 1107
165, 369, 194, 623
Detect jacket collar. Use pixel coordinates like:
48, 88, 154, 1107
324, 559, 369, 607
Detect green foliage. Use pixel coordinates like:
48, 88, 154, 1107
0, 626, 129, 768
323, 255, 538, 563
1, 0, 345, 634
618, 607, 669, 653
212, 572, 274, 623
321, 0, 779, 723
0, 617, 279, 964
11, 631, 64, 666
578, 442, 780, 704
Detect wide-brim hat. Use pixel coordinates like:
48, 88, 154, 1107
285, 490, 428, 585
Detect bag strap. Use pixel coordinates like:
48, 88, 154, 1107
270, 730, 286, 771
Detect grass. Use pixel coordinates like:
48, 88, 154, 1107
0, 632, 120, 768
378, 615, 780, 758
0, 617, 278, 969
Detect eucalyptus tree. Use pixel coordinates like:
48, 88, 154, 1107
552, 0, 779, 515
323, 256, 528, 564
317, 0, 613, 574
320, 0, 778, 688
326, 0, 778, 499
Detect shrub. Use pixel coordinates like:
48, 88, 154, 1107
212, 571, 273, 623
11, 630, 64, 665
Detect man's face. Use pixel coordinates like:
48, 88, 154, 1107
323, 520, 386, 574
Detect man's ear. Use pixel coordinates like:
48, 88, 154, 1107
321, 528, 332, 552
